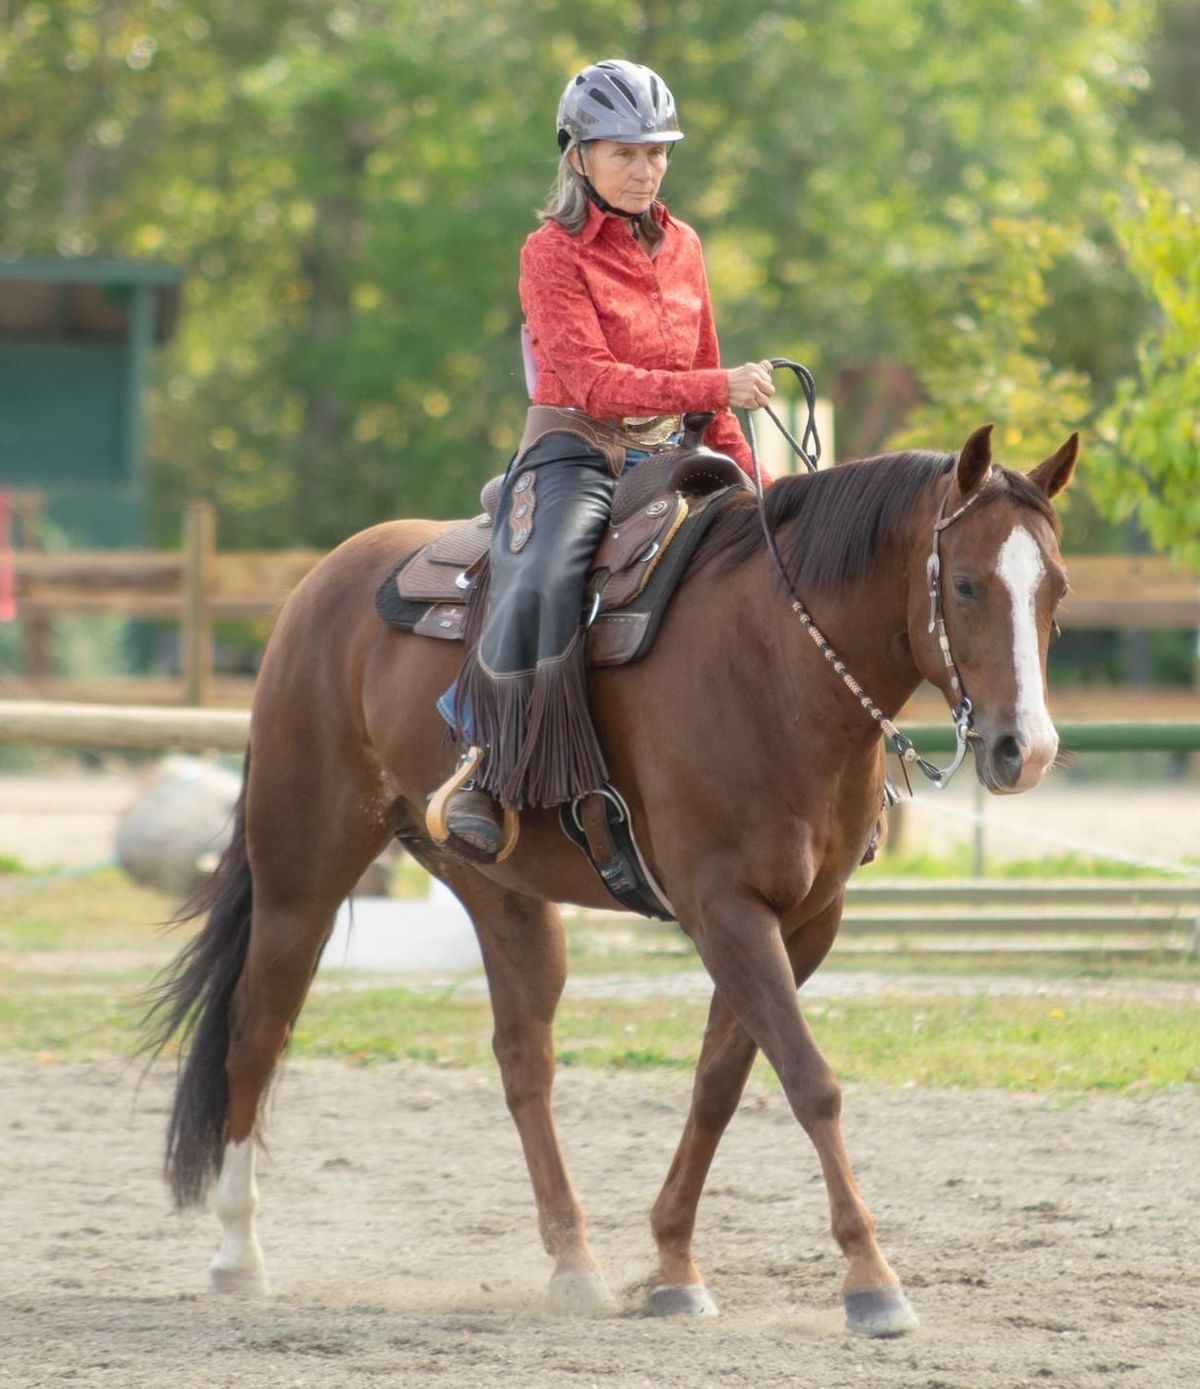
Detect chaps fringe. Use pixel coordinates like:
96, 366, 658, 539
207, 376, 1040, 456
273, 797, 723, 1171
458, 627, 608, 811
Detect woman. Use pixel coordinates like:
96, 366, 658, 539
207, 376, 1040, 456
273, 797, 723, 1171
433, 58, 775, 859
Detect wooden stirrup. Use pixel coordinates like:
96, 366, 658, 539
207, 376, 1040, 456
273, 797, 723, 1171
425, 746, 519, 862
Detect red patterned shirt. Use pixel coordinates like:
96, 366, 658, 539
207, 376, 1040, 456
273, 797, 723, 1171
519, 200, 755, 474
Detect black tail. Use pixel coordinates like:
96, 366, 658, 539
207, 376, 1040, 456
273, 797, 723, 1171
141, 753, 254, 1208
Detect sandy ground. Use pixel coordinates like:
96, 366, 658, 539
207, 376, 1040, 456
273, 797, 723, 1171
2, 769, 1198, 1386
2, 1059, 1198, 1389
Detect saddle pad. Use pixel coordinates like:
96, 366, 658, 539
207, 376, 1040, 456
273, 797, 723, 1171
374, 486, 738, 669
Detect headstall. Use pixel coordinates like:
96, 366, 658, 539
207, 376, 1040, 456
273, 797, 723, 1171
744, 367, 984, 792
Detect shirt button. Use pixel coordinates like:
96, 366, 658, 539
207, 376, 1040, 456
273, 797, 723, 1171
650, 291, 660, 300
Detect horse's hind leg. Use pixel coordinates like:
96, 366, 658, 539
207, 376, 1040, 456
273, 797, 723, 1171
211, 759, 392, 1295
404, 841, 611, 1314
647, 990, 757, 1316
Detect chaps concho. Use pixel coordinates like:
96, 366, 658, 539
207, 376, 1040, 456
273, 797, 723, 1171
508, 470, 536, 553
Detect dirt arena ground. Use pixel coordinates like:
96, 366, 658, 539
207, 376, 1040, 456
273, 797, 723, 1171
2, 769, 1197, 1385
3, 1058, 1198, 1389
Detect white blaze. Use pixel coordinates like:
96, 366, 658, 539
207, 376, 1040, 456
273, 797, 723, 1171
996, 525, 1058, 774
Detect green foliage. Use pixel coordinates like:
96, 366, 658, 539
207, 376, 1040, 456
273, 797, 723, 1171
1, 0, 1195, 554
889, 218, 1092, 465
1092, 171, 1200, 568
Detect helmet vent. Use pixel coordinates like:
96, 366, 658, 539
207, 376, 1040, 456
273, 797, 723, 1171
608, 75, 638, 109
588, 87, 616, 111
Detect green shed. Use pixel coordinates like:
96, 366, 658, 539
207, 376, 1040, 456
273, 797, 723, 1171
0, 258, 182, 545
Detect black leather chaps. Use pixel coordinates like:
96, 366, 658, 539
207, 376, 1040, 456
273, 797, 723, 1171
455, 431, 616, 810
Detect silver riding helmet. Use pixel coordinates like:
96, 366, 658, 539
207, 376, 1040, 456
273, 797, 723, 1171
556, 59, 685, 151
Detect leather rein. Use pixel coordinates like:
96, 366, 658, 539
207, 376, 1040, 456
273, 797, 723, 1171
743, 360, 980, 792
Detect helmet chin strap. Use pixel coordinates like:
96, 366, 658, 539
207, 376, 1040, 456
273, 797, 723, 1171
582, 180, 640, 218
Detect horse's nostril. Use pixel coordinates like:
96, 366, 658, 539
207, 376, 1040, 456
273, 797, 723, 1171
995, 734, 1023, 781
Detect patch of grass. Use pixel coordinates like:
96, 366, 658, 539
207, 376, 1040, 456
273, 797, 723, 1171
796, 995, 1200, 1092
0, 868, 176, 951
867, 844, 1191, 880
2, 867, 1197, 1093
282, 990, 1200, 1093
0, 990, 148, 1059
2, 974, 1195, 1093
822, 938, 1200, 981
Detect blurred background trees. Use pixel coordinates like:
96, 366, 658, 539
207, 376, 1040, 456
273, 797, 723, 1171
1, 0, 1196, 558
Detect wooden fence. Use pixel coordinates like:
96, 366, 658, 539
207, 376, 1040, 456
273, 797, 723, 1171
0, 697, 1195, 953
2, 501, 1197, 716
840, 878, 1200, 954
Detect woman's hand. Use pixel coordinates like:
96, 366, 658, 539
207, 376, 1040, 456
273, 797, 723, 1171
726, 360, 776, 410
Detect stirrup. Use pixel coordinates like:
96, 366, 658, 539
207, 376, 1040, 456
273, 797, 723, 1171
425, 746, 519, 862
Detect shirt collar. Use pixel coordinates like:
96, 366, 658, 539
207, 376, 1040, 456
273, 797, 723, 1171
578, 200, 672, 246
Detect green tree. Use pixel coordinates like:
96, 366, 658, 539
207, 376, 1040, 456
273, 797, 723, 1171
888, 217, 1091, 464
2, 0, 1190, 553
1092, 171, 1200, 568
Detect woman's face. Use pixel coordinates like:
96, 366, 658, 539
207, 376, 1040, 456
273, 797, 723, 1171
572, 140, 669, 214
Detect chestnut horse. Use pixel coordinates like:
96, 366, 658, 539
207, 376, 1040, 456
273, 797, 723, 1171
145, 422, 1076, 1335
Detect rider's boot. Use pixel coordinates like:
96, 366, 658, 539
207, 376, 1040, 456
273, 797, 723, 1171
445, 782, 505, 857
426, 748, 510, 860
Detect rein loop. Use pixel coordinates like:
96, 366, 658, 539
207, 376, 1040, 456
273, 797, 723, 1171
742, 369, 979, 793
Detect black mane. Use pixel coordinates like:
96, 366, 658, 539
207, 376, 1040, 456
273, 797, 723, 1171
702, 451, 1058, 592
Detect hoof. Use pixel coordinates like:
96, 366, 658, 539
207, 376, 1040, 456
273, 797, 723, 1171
647, 1283, 719, 1317
210, 1265, 270, 1297
548, 1270, 616, 1316
844, 1284, 919, 1336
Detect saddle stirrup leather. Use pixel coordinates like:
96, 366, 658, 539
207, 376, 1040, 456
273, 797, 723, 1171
426, 745, 520, 862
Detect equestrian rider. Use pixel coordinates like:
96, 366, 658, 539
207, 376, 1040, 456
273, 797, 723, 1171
432, 58, 775, 858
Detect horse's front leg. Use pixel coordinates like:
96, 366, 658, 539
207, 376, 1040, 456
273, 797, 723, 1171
682, 889, 918, 1336
647, 896, 842, 1316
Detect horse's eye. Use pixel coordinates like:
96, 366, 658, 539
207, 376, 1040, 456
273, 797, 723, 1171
952, 576, 977, 600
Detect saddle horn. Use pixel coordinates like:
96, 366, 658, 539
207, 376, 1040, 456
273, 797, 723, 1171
680, 411, 717, 449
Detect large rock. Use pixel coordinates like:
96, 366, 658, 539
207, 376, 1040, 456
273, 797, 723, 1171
116, 755, 397, 900
116, 756, 240, 898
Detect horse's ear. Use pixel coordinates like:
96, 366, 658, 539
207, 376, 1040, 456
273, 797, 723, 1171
955, 423, 993, 497
1027, 433, 1078, 499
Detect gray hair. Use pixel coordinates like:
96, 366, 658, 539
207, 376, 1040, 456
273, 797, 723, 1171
537, 146, 664, 247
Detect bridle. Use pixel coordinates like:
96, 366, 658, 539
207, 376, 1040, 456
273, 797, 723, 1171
743, 361, 981, 792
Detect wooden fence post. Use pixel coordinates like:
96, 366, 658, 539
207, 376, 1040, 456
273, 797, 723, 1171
13, 493, 51, 684
181, 501, 215, 706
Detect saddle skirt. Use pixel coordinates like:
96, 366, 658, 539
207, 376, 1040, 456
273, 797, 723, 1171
375, 445, 751, 668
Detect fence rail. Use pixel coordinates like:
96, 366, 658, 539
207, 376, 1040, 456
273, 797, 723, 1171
841, 879, 1200, 954
3, 501, 1196, 714
0, 699, 1195, 953
1, 701, 1198, 757
0, 700, 249, 752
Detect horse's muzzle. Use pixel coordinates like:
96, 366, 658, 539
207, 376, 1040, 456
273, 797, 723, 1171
973, 725, 1058, 794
